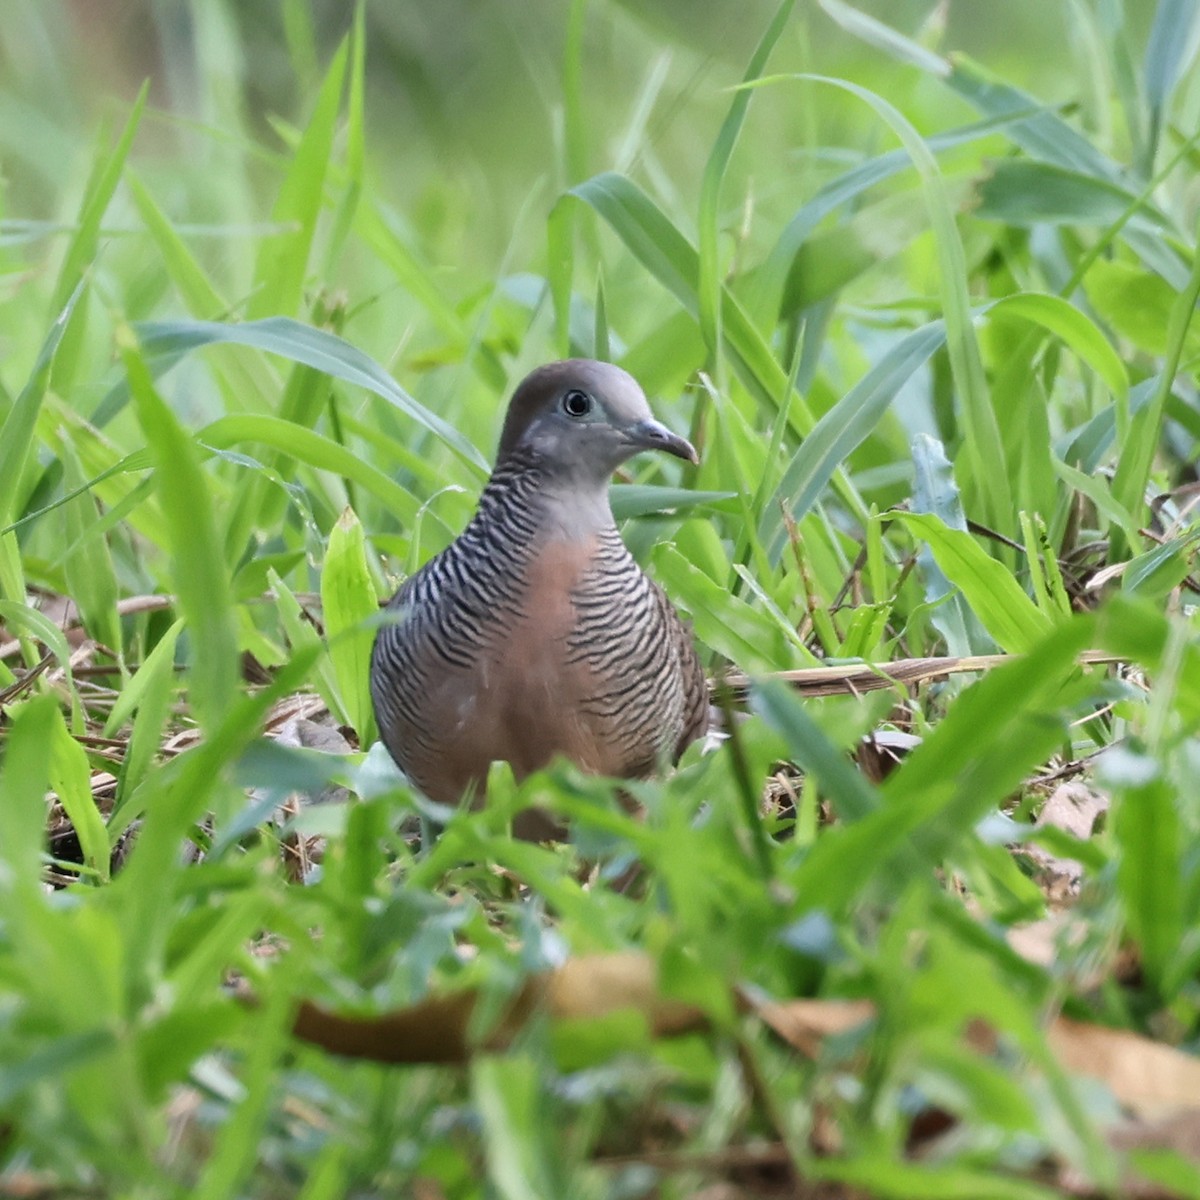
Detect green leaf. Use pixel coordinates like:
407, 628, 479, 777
473, 1057, 562, 1200
0, 599, 83, 727
50, 82, 148, 314
47, 709, 110, 883
1122, 531, 1200, 599
121, 331, 238, 735
199, 413, 421, 524
321, 507, 378, 744
58, 437, 122, 655
126, 169, 229, 317
974, 159, 1153, 227
610, 485, 735, 521
108, 622, 184, 838
0, 283, 85, 526
1143, 0, 1200, 157
697, 0, 794, 355
983, 291, 1129, 404
248, 38, 348, 318
1108, 748, 1182, 997
768, 72, 1009, 531
0, 696, 58, 897
762, 321, 946, 561
134, 317, 488, 474
896, 513, 1055, 653
752, 679, 879, 822
1111, 211, 1200, 542
1083, 259, 1200, 359
652, 544, 790, 671
800, 619, 1096, 914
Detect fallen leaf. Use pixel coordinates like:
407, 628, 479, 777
1048, 1018, 1200, 1122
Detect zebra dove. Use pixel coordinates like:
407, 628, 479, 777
370, 359, 707, 836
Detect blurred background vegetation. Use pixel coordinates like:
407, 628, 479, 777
2, 1, 1200, 1196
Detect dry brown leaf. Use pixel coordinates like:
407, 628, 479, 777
293, 951, 707, 1064
750, 998, 875, 1058
292, 954, 1200, 1133
1048, 1017, 1200, 1121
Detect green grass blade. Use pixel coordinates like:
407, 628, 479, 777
47, 707, 110, 883
1110, 211, 1200, 547
321, 507, 378, 745
982, 292, 1129, 405
0, 695, 58, 897
697, 0, 793, 358
0, 283, 84, 525
912, 433, 978, 658
897, 513, 1055, 653
135, 316, 489, 474
768, 72, 1011, 531
1142, 0, 1200, 164
199, 413, 421, 524
248, 38, 348, 318
126, 169, 229, 317
761, 320, 946, 562
120, 329, 238, 736
322, 6, 365, 273
59, 436, 122, 655
49, 81, 148, 314
565, 172, 868, 522
0, 598, 83, 727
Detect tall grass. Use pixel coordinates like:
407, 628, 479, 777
1, 1, 1199, 1195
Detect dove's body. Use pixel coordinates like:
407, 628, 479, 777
370, 360, 707, 832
